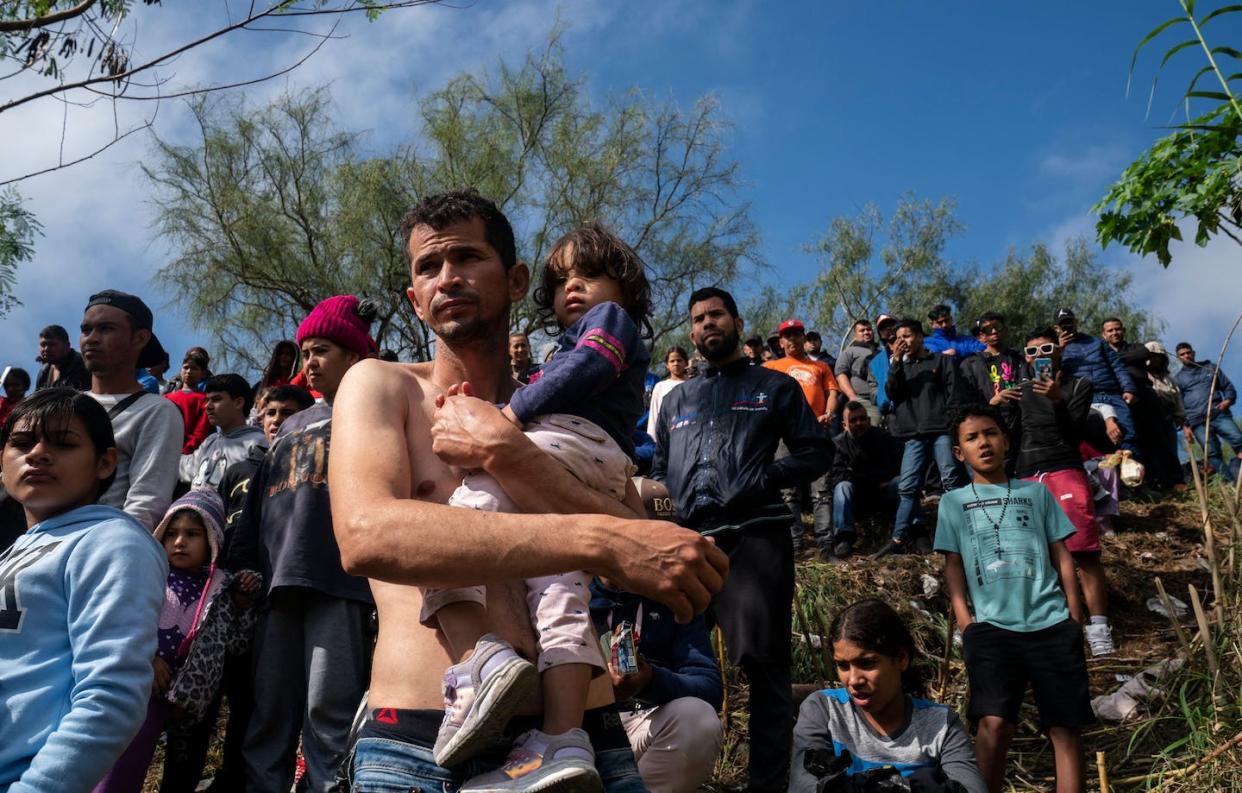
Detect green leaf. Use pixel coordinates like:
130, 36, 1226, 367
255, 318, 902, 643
1199, 4, 1242, 27
1129, 15, 1190, 81
1160, 38, 1200, 68
1210, 45, 1242, 62
1186, 90, 1234, 101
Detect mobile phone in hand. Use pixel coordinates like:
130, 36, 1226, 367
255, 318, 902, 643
1034, 358, 1053, 381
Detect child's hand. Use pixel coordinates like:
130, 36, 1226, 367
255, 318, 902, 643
236, 570, 261, 594
152, 657, 172, 696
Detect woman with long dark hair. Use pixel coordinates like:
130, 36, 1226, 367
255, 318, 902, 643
256, 340, 299, 393
790, 599, 985, 792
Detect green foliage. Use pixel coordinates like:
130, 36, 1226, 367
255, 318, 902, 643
805, 195, 1159, 352
0, 189, 40, 318
145, 37, 760, 366
1096, 1, 1242, 266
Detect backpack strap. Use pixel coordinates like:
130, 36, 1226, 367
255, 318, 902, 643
107, 391, 146, 420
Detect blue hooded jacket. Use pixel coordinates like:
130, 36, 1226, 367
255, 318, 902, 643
1174, 359, 1238, 427
1059, 333, 1136, 396
0, 504, 167, 793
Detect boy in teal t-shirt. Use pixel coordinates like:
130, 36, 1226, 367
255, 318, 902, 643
934, 405, 1092, 793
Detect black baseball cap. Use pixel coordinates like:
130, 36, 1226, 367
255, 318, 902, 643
1055, 308, 1076, 322
85, 290, 166, 367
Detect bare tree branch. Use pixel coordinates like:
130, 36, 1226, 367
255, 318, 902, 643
0, 0, 98, 33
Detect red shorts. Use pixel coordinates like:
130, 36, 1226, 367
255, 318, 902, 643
1025, 468, 1099, 553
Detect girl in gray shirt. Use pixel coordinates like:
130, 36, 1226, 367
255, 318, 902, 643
790, 599, 985, 793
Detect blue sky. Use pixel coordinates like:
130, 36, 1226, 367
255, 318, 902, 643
3, 0, 1240, 380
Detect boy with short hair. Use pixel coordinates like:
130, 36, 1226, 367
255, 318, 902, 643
179, 374, 268, 491
934, 405, 1092, 793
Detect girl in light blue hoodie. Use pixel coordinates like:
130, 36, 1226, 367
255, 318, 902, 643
0, 389, 167, 793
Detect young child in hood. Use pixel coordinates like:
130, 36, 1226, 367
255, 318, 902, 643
0, 389, 167, 793
93, 489, 261, 793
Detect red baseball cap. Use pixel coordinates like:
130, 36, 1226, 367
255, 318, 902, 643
778, 319, 805, 334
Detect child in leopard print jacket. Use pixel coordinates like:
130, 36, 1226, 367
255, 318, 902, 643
93, 489, 261, 793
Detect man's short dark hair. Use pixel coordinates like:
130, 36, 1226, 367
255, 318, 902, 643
39, 325, 69, 343
852, 318, 872, 330
743, 336, 763, 348
399, 189, 517, 272
1176, 342, 1193, 352
976, 311, 1004, 326
928, 304, 953, 321
688, 287, 738, 318
1102, 317, 1123, 328
844, 400, 867, 414
1025, 326, 1058, 345
204, 374, 255, 416
265, 384, 316, 411
949, 404, 1005, 445
805, 331, 822, 343
895, 318, 925, 336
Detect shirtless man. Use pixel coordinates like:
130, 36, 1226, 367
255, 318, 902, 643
330, 189, 728, 791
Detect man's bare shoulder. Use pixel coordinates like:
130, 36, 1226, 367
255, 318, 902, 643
337, 359, 437, 406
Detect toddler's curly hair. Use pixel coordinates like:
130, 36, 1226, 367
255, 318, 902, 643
533, 223, 653, 338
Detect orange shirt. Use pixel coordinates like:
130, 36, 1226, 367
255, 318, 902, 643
763, 356, 838, 416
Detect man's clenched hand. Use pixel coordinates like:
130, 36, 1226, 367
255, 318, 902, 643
600, 520, 729, 624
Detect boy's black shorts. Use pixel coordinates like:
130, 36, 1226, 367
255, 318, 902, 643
961, 618, 1095, 730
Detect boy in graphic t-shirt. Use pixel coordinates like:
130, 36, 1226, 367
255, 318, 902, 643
934, 405, 1093, 793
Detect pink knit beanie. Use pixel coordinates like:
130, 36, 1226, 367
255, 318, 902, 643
296, 295, 378, 358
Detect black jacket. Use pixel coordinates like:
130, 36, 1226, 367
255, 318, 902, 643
884, 352, 963, 438
35, 349, 91, 391
651, 357, 832, 531
1109, 341, 1149, 390
828, 427, 903, 490
1012, 370, 1094, 477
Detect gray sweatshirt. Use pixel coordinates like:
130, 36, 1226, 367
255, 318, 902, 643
790, 688, 986, 793
179, 424, 268, 490
89, 391, 184, 530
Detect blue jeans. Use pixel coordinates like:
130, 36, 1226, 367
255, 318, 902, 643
1095, 392, 1140, 457
351, 736, 647, 793
894, 434, 964, 541
1191, 412, 1242, 483
833, 478, 900, 539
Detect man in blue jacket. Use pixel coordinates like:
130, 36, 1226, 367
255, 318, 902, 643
1054, 308, 1140, 458
924, 304, 985, 359
1175, 342, 1242, 482
590, 577, 723, 793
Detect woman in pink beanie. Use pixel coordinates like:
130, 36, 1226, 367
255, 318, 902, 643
295, 295, 379, 402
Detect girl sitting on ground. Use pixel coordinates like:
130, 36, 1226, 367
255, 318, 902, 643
790, 599, 986, 793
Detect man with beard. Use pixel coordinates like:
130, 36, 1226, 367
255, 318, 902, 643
329, 190, 727, 792
651, 287, 832, 793
35, 324, 92, 391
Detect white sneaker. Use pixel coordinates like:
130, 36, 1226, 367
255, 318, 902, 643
1085, 621, 1116, 657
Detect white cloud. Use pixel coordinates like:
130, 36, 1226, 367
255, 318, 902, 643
1038, 143, 1128, 182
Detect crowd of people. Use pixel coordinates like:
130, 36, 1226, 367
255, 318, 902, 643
0, 187, 1239, 793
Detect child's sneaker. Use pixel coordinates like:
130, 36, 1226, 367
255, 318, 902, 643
1085, 620, 1116, 658
433, 634, 538, 768
461, 729, 601, 793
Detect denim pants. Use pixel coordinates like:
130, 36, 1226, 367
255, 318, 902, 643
833, 478, 900, 539
1094, 392, 1140, 457
350, 735, 647, 793
1192, 412, 1242, 482
894, 434, 963, 541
